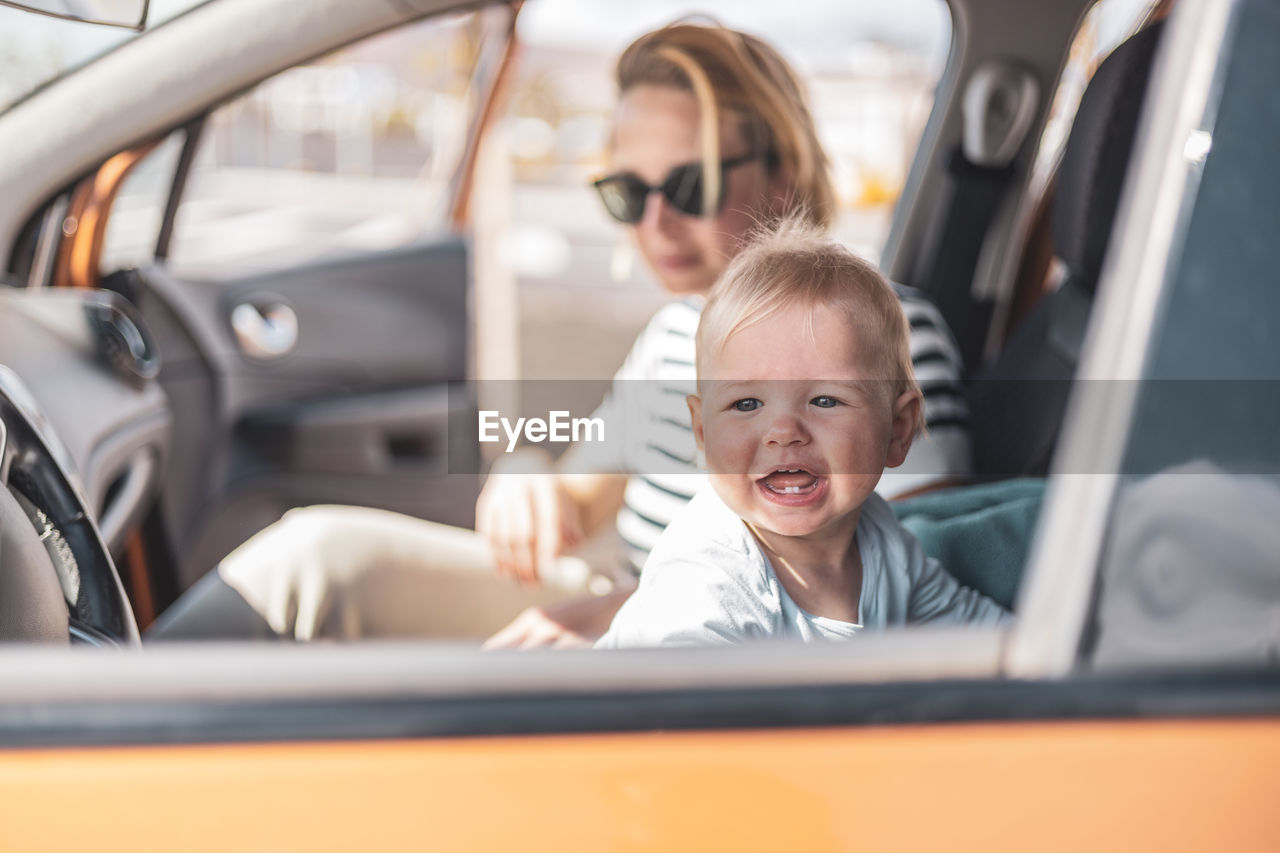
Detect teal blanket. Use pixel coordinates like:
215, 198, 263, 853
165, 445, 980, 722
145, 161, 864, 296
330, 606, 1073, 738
891, 479, 1046, 610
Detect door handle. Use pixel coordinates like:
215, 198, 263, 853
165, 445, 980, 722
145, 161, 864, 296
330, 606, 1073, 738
231, 301, 298, 359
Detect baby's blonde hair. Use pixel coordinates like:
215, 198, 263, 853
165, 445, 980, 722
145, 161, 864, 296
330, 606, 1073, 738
696, 217, 923, 431
616, 22, 836, 228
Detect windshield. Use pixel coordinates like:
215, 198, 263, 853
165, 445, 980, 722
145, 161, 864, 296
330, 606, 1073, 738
0, 0, 209, 114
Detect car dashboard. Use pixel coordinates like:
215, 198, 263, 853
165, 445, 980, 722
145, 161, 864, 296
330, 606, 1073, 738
0, 288, 159, 645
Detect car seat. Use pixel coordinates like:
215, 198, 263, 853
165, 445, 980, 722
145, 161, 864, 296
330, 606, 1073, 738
969, 20, 1166, 477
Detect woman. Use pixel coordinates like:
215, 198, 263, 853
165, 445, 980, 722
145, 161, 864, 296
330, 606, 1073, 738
149, 22, 970, 646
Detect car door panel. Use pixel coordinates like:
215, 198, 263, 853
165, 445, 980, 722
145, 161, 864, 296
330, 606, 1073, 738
130, 236, 477, 589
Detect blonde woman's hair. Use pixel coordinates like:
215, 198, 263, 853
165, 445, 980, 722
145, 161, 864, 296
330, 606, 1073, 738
696, 216, 922, 432
616, 22, 836, 229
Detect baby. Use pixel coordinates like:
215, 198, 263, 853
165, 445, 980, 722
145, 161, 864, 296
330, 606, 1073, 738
597, 220, 1008, 647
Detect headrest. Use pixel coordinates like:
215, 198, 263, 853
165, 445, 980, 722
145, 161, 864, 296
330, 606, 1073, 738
1052, 20, 1164, 294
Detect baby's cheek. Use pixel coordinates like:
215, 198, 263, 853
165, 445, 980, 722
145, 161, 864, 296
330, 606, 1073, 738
703, 445, 732, 475
703, 430, 751, 475
707, 472, 754, 517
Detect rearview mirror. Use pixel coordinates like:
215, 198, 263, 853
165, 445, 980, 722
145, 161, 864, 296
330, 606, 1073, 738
0, 0, 147, 29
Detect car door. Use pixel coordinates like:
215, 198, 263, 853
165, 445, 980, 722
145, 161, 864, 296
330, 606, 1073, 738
3, 0, 1280, 850
61, 8, 516, 594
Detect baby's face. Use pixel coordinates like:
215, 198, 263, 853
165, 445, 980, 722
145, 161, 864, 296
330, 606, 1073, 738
689, 302, 917, 542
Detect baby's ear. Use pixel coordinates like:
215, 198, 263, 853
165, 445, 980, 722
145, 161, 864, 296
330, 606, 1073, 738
885, 390, 922, 468
687, 395, 705, 451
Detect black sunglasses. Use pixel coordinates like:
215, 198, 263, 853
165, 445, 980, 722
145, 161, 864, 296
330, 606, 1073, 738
592, 152, 761, 224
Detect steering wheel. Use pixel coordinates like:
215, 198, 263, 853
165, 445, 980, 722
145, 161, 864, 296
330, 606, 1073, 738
0, 368, 140, 646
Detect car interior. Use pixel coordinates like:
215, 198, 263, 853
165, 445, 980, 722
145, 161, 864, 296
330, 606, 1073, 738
0, 0, 1170, 648
968, 17, 1164, 477
5, 4, 1280, 845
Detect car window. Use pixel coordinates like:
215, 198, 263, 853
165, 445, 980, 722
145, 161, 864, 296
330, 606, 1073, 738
0, 0, 208, 115
155, 8, 504, 280
99, 130, 187, 275
1087, 0, 1280, 671
1026, 0, 1162, 209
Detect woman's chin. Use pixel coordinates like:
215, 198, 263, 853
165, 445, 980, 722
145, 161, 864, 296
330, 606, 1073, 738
653, 265, 715, 295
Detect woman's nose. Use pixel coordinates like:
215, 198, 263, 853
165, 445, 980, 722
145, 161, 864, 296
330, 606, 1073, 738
638, 189, 682, 235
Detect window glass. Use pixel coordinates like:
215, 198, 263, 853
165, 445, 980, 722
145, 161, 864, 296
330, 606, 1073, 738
992, 0, 1159, 349
0, 0, 207, 115
164, 8, 502, 280
1026, 0, 1162, 207
99, 130, 185, 274
1090, 0, 1280, 671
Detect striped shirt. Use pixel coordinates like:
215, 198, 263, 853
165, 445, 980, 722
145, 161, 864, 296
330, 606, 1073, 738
570, 286, 970, 576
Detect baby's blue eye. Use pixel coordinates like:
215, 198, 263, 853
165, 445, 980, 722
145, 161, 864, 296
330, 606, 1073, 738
811, 395, 839, 408
732, 398, 762, 412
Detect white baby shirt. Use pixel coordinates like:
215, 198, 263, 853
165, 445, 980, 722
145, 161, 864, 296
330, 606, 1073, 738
597, 486, 1009, 648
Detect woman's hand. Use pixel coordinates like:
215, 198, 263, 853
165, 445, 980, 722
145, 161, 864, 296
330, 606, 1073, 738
482, 587, 636, 650
475, 450, 585, 586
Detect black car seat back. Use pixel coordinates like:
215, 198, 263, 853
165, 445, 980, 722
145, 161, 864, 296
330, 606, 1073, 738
969, 20, 1166, 477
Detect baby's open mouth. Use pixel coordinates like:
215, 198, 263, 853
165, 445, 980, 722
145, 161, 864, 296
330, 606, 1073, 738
758, 468, 821, 495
